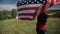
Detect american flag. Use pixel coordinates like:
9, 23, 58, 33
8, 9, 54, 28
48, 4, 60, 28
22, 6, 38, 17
16, 0, 60, 20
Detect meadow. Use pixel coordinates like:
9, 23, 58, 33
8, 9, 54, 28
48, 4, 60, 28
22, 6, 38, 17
0, 17, 60, 34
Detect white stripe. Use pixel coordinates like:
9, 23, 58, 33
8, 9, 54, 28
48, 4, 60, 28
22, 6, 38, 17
17, 4, 42, 9
18, 16, 33, 19
54, 0, 56, 4
18, 10, 36, 14
36, 3, 44, 16
48, 0, 51, 3
45, 2, 50, 11
36, 4, 42, 16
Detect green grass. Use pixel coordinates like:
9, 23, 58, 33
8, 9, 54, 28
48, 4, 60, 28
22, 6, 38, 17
0, 17, 60, 34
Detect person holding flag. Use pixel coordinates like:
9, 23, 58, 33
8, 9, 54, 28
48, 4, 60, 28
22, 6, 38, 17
36, 12, 56, 34
36, 0, 60, 34
16, 0, 60, 34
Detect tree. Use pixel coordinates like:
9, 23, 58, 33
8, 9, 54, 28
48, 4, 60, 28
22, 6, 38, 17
11, 9, 16, 18
0, 11, 4, 20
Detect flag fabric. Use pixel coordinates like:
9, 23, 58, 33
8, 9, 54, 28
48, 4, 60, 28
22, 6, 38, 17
16, 0, 46, 20
16, 0, 60, 20
48, 0, 60, 4
38, 0, 60, 14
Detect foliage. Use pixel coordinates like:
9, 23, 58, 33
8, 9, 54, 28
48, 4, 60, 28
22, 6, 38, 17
0, 9, 60, 20
11, 9, 16, 18
55, 12, 60, 18
0, 9, 16, 20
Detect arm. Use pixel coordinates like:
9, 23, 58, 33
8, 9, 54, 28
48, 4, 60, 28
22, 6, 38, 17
46, 13, 56, 16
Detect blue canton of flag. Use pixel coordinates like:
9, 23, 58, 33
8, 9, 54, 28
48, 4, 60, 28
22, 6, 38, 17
17, 0, 46, 6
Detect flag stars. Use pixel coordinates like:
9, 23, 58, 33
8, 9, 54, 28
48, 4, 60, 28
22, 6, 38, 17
35, 0, 37, 2
24, 1, 27, 4
22, 3, 24, 4
17, 1, 20, 6
27, 2, 29, 4
19, 4, 21, 5
29, 0, 31, 2
31, 2, 34, 4
37, 1, 40, 3
17, 0, 46, 6
43, 1, 45, 3
17, 3, 21, 6
24, 1, 27, 3
40, 0, 43, 1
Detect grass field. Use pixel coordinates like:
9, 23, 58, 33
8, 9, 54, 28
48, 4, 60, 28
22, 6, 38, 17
0, 17, 60, 34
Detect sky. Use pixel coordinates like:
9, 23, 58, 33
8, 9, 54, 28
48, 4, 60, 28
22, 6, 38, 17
0, 0, 18, 4
0, 0, 60, 11
0, 0, 18, 11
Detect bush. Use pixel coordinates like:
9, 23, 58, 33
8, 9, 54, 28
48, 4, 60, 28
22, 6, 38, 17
0, 9, 16, 20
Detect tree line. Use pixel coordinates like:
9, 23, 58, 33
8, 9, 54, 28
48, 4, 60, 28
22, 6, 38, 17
0, 9, 16, 20
0, 9, 60, 20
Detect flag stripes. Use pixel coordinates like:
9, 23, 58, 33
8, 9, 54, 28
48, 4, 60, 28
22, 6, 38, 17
16, 0, 60, 20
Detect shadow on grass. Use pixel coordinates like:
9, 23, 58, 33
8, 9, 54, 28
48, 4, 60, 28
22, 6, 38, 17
55, 18, 60, 34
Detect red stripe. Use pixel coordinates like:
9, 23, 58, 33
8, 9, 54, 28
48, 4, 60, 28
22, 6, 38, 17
18, 18, 34, 20
51, 0, 54, 5
18, 14, 36, 20
17, 7, 38, 20
18, 7, 38, 11
56, 0, 58, 3
49, 0, 54, 7
18, 13, 35, 16
56, 0, 60, 4
49, 4, 54, 7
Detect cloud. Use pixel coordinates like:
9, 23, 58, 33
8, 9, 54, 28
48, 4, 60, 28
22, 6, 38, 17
0, 4, 60, 11
0, 4, 16, 11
